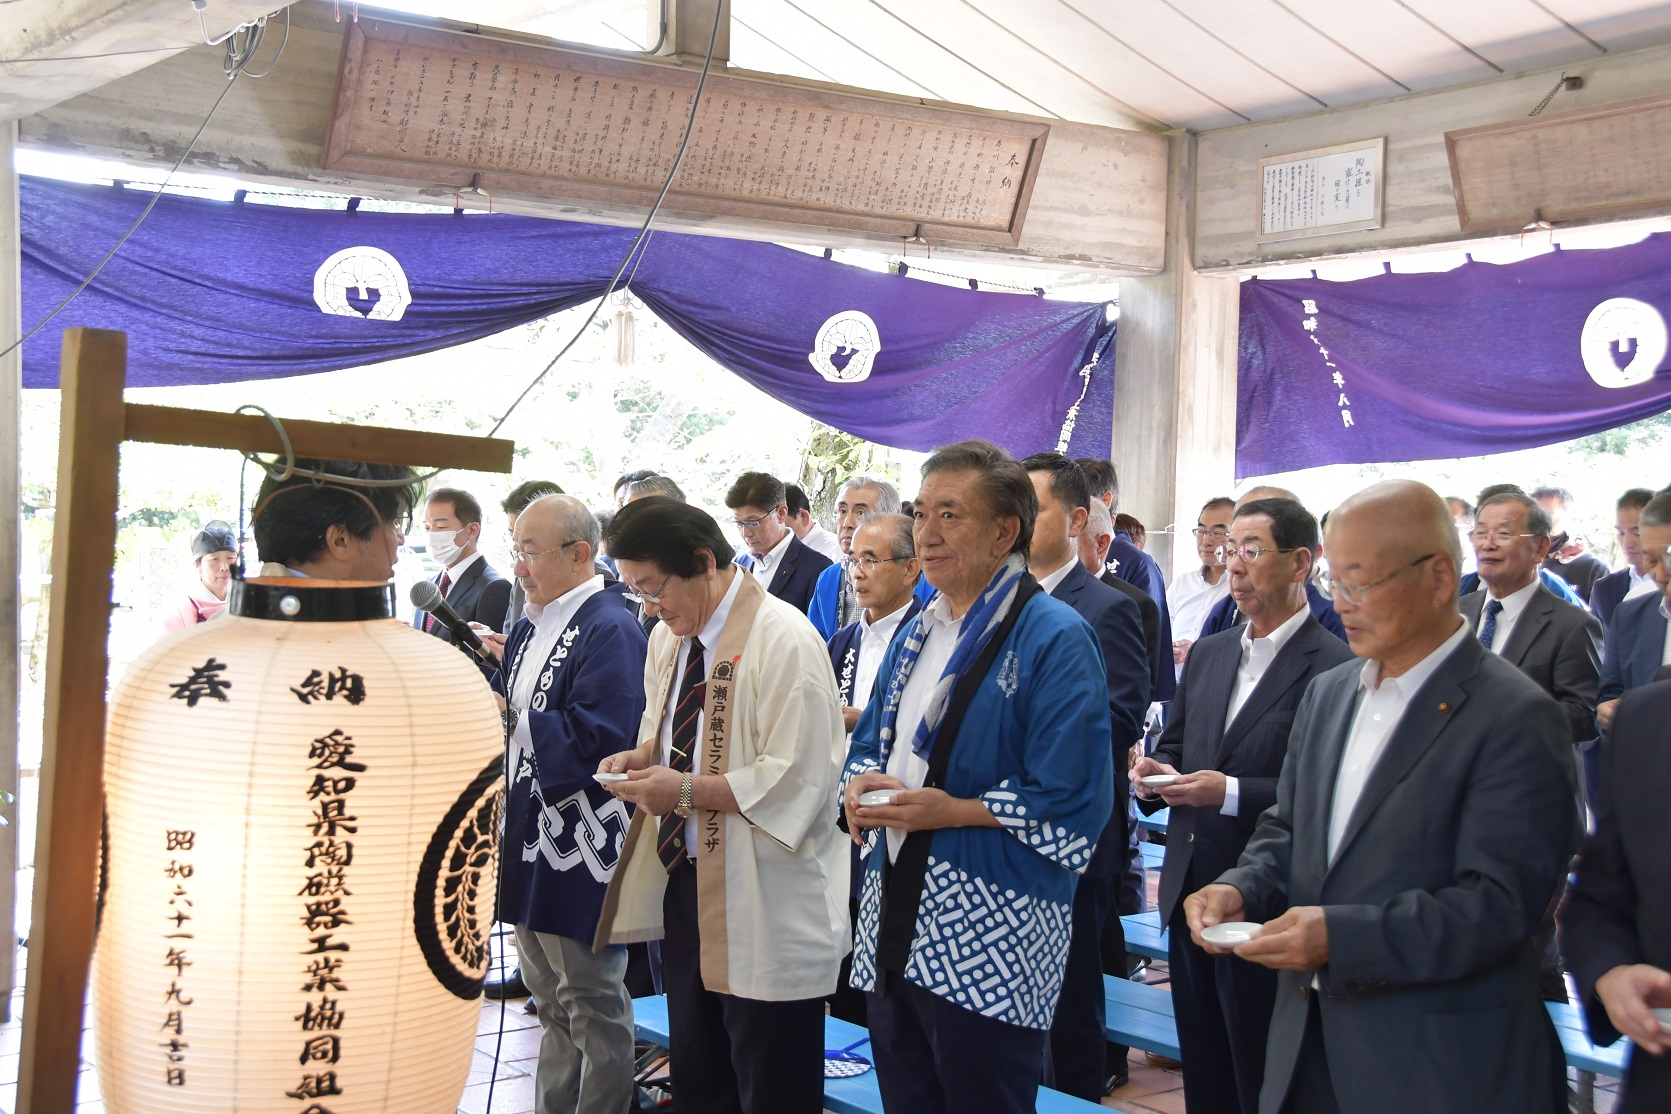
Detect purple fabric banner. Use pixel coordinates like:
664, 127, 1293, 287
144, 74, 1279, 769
1237, 235, 1671, 477
21, 177, 1114, 458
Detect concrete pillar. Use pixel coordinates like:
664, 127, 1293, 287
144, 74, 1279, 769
654, 0, 729, 63
0, 118, 21, 1020
1111, 130, 1239, 583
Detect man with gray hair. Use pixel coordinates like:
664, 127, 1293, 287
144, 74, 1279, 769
1189, 480, 1577, 1114
843, 439, 1113, 1110
491, 494, 649, 1114
1460, 489, 1601, 744
626, 474, 685, 503
808, 475, 929, 639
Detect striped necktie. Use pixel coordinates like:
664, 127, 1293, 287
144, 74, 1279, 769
656, 637, 706, 871
424, 571, 452, 633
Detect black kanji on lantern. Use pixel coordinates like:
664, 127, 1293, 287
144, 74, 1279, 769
286, 1071, 344, 1099
307, 730, 367, 773
291, 668, 367, 706
169, 658, 232, 706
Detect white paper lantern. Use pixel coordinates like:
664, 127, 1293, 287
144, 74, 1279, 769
94, 578, 504, 1113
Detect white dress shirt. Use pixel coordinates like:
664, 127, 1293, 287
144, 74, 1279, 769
884, 592, 964, 863
1169, 566, 1231, 655
509, 575, 604, 710
441, 549, 484, 594
1219, 603, 1310, 816
1036, 556, 1080, 597
1328, 618, 1471, 863
745, 530, 794, 587
801, 522, 846, 564
1474, 576, 1539, 655
853, 599, 914, 716
659, 570, 745, 856
1661, 596, 1671, 667
1626, 565, 1658, 602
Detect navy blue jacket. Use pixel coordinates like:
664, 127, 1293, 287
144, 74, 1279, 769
1051, 561, 1150, 879
1562, 679, 1671, 1114
1107, 534, 1174, 701
1199, 579, 1347, 643
492, 584, 648, 942
754, 533, 832, 615
1589, 568, 1632, 630
1599, 591, 1670, 705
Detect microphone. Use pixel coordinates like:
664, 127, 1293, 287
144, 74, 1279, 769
410, 580, 489, 660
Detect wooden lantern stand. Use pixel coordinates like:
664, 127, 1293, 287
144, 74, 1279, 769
19, 327, 516, 1113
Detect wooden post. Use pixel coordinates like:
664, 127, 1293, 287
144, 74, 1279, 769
19, 328, 128, 1114
16, 330, 516, 1110
0, 116, 23, 1025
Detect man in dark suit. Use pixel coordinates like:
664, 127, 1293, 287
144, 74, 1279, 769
1023, 453, 1150, 1100
1193, 487, 1348, 645
1591, 488, 1657, 629
1132, 498, 1353, 1114
1562, 678, 1671, 1114
1598, 490, 1671, 734
1459, 490, 1602, 743
414, 487, 513, 642
1533, 485, 1612, 604
724, 471, 831, 614
1077, 457, 1174, 702
1081, 497, 1164, 701
1190, 480, 1578, 1114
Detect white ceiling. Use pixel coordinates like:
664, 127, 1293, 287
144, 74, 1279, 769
723, 0, 1671, 131
345, 0, 1671, 132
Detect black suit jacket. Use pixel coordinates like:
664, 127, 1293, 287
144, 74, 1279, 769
1561, 679, 1671, 1114
762, 533, 832, 614
1460, 584, 1602, 743
1051, 562, 1151, 879
1142, 615, 1353, 924
414, 555, 513, 638
1100, 570, 1164, 704
1220, 634, 1578, 1114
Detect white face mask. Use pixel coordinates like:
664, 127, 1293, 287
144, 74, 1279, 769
426, 528, 466, 567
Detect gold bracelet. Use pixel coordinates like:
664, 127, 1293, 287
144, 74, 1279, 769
675, 771, 695, 817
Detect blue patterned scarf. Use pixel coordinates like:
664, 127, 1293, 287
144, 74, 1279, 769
877, 553, 1028, 761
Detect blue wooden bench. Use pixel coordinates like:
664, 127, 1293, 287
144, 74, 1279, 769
1103, 974, 1182, 1060
1545, 999, 1630, 1114
1139, 841, 1165, 871
1137, 807, 1169, 834
629, 995, 1106, 1112
1121, 909, 1169, 961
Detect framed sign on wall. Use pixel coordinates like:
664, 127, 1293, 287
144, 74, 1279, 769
1257, 138, 1385, 244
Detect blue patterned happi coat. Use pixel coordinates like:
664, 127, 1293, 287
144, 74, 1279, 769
841, 591, 1113, 1029
492, 586, 648, 943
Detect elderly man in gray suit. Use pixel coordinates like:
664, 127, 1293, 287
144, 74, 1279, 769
1188, 480, 1579, 1114
1459, 489, 1602, 743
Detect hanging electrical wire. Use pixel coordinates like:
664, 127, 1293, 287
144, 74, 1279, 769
484, 1, 724, 439
0, 6, 288, 364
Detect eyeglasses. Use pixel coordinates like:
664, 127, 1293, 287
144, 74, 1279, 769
732, 506, 782, 530
844, 555, 911, 573
1192, 527, 1230, 541
1468, 529, 1539, 546
1215, 543, 1295, 564
510, 539, 580, 565
1325, 553, 1437, 605
622, 572, 673, 606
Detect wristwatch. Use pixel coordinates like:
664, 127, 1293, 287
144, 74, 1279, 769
674, 772, 695, 818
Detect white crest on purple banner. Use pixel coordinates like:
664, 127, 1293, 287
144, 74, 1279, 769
809, 310, 881, 383
313, 246, 413, 322
1581, 297, 1667, 389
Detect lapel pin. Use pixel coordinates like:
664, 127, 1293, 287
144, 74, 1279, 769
1438, 702, 1450, 714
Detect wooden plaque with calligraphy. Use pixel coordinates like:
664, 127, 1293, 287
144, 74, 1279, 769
1446, 92, 1671, 233
324, 19, 1049, 246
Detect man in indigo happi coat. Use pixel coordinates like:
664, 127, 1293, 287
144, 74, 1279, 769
844, 440, 1113, 1113
492, 494, 648, 1114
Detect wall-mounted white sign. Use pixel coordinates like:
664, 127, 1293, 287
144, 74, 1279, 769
1258, 139, 1385, 243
